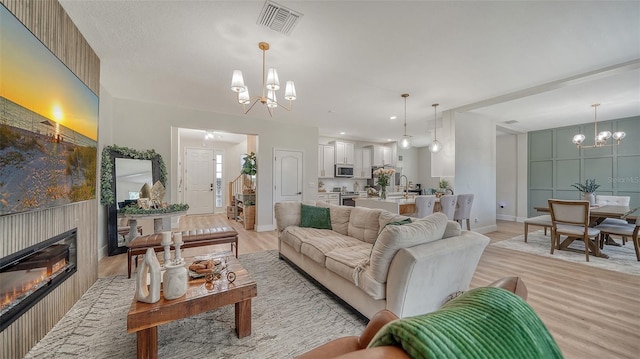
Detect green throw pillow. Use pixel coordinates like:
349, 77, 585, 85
368, 287, 563, 359
300, 204, 332, 230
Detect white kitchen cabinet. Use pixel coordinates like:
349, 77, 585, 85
318, 145, 335, 178
353, 148, 372, 178
369, 145, 394, 167
318, 192, 340, 206
332, 141, 355, 165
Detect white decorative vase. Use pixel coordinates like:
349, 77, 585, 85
582, 192, 596, 206
163, 262, 188, 300
136, 248, 161, 303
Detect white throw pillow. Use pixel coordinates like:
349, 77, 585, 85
368, 212, 448, 283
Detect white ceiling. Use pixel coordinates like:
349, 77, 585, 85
59, 0, 640, 147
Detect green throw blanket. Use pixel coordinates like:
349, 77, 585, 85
368, 287, 563, 359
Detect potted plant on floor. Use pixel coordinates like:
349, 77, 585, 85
571, 178, 599, 205
241, 152, 257, 194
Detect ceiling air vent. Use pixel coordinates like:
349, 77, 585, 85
257, 0, 303, 35
503, 120, 519, 124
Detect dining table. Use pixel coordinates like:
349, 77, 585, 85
534, 204, 638, 259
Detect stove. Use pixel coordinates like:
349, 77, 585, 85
340, 192, 360, 206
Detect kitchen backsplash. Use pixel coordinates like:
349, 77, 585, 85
318, 178, 367, 192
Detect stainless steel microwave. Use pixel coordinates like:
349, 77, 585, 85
335, 164, 354, 177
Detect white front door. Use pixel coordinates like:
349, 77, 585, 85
274, 149, 303, 203
185, 147, 214, 214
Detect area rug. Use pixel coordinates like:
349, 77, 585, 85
25, 251, 366, 359
492, 230, 639, 275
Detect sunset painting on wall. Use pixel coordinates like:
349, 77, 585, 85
0, 5, 98, 216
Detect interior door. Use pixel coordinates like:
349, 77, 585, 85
185, 147, 214, 214
274, 149, 303, 203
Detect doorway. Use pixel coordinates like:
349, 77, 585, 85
273, 149, 303, 203
184, 147, 214, 214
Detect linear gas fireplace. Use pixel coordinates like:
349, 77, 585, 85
1, 228, 77, 331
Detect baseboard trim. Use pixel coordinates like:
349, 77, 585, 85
496, 214, 516, 221
472, 224, 498, 234
256, 224, 276, 232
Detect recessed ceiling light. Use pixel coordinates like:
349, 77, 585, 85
340, 132, 346, 135
387, 138, 393, 142
390, 116, 397, 120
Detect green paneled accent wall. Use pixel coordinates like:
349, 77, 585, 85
528, 116, 640, 217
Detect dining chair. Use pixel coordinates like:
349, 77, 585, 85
548, 199, 601, 262
438, 194, 458, 220
453, 194, 474, 230
595, 195, 632, 245
523, 215, 552, 243
595, 216, 640, 261
414, 195, 437, 218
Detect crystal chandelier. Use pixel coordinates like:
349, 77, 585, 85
429, 103, 441, 153
572, 104, 625, 148
230, 42, 297, 116
398, 93, 412, 149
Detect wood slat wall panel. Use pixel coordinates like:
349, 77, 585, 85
1, 0, 100, 95
0, 1, 100, 358
0, 201, 99, 358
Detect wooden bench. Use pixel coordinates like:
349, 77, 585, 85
127, 226, 238, 278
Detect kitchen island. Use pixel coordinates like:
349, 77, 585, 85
355, 197, 416, 215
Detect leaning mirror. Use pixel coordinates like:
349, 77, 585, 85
100, 145, 164, 256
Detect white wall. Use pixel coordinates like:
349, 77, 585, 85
109, 97, 319, 232
454, 112, 497, 233
417, 146, 440, 192
496, 134, 517, 220
97, 85, 114, 259
516, 133, 528, 222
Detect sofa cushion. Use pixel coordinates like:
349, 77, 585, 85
378, 211, 412, 230
443, 220, 462, 238
368, 287, 563, 359
326, 244, 386, 300
325, 244, 373, 281
301, 204, 332, 229
317, 202, 352, 236
280, 227, 334, 253
300, 232, 364, 267
348, 207, 383, 243
368, 212, 448, 283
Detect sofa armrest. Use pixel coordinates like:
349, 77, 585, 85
332, 346, 410, 359
274, 202, 302, 232
385, 231, 490, 318
487, 276, 528, 300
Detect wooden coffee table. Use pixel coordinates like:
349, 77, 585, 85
126, 253, 257, 359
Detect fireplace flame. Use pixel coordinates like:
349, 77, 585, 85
0, 258, 67, 313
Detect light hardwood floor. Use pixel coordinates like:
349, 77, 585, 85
99, 215, 640, 358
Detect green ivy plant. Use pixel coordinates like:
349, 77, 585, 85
118, 203, 189, 215
100, 145, 167, 205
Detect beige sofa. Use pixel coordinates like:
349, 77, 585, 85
274, 201, 490, 319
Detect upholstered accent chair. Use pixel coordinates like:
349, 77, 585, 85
453, 194, 474, 230
548, 199, 600, 262
295, 277, 564, 359
438, 194, 458, 220
414, 195, 437, 218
